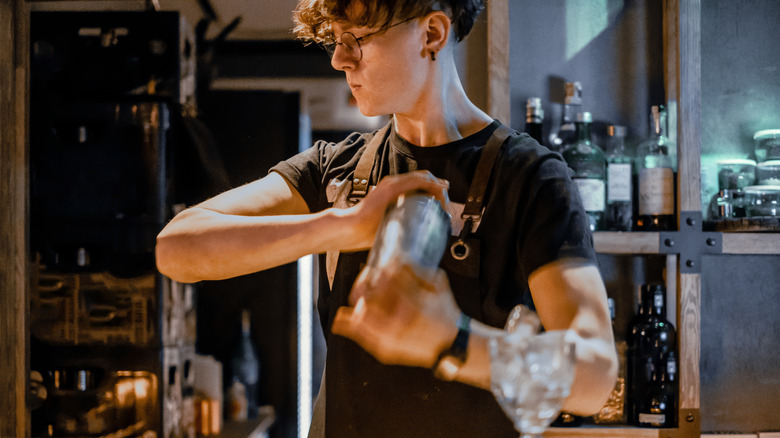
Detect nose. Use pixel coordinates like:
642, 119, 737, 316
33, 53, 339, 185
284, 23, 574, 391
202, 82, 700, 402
330, 45, 356, 71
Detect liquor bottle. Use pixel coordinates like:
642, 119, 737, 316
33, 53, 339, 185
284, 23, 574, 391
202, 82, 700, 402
635, 106, 676, 230
230, 309, 260, 419
634, 351, 678, 428
627, 284, 677, 428
548, 81, 582, 152
605, 125, 633, 231
226, 378, 248, 421
592, 297, 628, 424
525, 97, 544, 144
562, 112, 606, 231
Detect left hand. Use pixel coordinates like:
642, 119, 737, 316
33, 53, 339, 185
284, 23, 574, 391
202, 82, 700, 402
331, 263, 461, 368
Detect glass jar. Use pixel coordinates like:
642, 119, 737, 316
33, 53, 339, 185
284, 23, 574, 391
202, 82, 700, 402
743, 185, 780, 217
756, 160, 780, 186
708, 159, 756, 219
717, 159, 756, 190
754, 129, 780, 163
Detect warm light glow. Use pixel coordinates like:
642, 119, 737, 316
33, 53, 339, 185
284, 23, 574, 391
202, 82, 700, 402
115, 379, 136, 406
134, 375, 150, 399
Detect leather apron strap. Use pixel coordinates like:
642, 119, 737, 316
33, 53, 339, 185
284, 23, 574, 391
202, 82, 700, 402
325, 123, 392, 287
349, 122, 392, 203
462, 124, 515, 230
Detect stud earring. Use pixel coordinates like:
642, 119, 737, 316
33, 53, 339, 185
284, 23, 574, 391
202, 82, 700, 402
430, 51, 436, 61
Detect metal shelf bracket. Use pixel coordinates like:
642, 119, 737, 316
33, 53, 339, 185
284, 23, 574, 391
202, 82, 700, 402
659, 212, 722, 273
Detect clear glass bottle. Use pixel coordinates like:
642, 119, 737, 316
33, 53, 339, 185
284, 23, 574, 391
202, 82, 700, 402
635, 106, 676, 231
230, 309, 260, 419
548, 81, 582, 153
525, 97, 544, 145
562, 112, 606, 231
605, 125, 633, 231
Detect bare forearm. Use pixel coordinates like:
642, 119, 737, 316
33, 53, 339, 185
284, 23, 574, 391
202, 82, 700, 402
156, 206, 353, 283
560, 327, 618, 415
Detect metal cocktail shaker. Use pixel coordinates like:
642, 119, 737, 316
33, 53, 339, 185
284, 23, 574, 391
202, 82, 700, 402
366, 192, 451, 271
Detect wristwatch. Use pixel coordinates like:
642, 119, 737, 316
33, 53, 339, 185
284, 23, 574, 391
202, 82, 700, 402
433, 313, 471, 381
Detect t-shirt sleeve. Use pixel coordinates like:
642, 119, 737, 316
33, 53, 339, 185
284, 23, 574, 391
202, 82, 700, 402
269, 131, 368, 213
269, 141, 327, 212
518, 154, 596, 279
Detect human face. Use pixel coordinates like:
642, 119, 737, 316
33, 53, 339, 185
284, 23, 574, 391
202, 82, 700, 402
322, 16, 418, 62
329, 16, 429, 118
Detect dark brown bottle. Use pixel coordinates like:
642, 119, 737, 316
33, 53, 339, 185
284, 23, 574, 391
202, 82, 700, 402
627, 284, 678, 427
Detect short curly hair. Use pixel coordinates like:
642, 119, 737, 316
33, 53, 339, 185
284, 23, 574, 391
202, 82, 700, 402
293, 0, 484, 45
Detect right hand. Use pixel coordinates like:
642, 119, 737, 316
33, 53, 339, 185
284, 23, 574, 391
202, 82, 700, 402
332, 263, 460, 368
341, 170, 450, 251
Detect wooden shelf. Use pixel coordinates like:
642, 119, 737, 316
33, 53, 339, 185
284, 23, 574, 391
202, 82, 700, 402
720, 233, 780, 255
593, 232, 661, 255
546, 425, 674, 437
218, 405, 276, 438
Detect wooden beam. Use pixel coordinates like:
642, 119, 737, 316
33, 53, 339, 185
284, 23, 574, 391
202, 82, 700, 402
667, 0, 702, 213
0, 0, 30, 436
487, 0, 510, 124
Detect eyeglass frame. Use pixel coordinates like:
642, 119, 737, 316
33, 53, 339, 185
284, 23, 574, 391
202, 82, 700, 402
321, 16, 419, 61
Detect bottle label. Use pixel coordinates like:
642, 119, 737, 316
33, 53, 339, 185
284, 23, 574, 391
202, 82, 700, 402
638, 413, 666, 425
573, 178, 605, 212
607, 163, 632, 202
639, 168, 674, 215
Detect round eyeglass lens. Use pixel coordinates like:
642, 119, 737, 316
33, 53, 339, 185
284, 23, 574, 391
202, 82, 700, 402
339, 32, 362, 60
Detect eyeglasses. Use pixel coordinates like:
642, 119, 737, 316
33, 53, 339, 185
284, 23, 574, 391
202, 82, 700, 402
322, 16, 418, 61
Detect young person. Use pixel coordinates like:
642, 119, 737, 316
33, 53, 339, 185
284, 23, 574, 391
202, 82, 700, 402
156, 1, 618, 436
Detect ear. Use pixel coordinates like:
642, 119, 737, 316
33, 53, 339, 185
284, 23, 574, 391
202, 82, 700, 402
421, 11, 451, 56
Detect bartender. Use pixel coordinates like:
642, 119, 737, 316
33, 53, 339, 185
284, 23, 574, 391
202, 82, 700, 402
156, 0, 618, 436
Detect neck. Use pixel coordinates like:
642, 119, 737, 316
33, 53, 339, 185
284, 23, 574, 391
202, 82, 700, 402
393, 55, 492, 147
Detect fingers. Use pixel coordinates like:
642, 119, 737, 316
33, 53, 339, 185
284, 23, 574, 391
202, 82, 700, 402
376, 171, 450, 209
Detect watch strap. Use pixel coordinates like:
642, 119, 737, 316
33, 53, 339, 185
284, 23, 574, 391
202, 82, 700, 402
433, 313, 472, 381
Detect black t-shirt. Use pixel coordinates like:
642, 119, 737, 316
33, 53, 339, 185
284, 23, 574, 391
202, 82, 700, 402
271, 120, 595, 438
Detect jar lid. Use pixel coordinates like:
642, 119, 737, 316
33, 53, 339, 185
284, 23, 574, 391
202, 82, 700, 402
743, 185, 780, 194
717, 158, 756, 166
754, 129, 780, 140
757, 160, 780, 168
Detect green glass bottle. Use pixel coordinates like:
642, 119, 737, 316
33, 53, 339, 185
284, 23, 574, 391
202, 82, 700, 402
562, 112, 606, 231
605, 125, 633, 231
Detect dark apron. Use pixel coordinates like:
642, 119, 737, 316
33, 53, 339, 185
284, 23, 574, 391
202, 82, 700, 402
311, 122, 519, 438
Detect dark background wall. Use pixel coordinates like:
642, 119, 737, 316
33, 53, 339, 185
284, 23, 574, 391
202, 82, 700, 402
698, 0, 780, 433
509, 0, 664, 148
509, 0, 780, 433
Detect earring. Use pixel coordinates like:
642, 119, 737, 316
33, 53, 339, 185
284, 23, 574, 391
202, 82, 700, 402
430, 51, 436, 61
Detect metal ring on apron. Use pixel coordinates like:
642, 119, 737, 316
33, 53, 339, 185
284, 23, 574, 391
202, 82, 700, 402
450, 238, 471, 261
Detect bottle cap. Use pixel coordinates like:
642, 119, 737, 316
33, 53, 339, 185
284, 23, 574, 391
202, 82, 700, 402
526, 97, 544, 119
241, 309, 251, 333
576, 112, 592, 123
608, 125, 627, 137
564, 82, 583, 105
